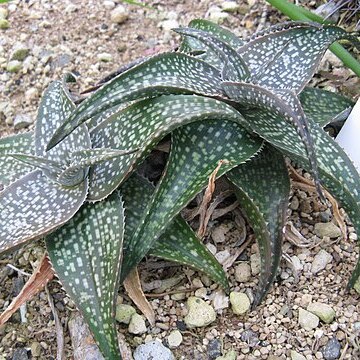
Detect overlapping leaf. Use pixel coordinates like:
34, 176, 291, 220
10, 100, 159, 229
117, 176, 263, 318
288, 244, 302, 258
121, 173, 229, 291
47, 53, 224, 150
88, 95, 246, 201
0, 170, 88, 255
299, 87, 354, 127
227, 146, 290, 305
120, 119, 263, 280
46, 192, 124, 359
175, 27, 249, 81
238, 21, 359, 92
0, 132, 34, 186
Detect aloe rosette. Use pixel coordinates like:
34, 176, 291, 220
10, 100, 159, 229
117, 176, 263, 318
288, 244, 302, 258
0, 20, 359, 359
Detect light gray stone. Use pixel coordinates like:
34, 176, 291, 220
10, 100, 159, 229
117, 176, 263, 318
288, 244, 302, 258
134, 340, 174, 360
97, 52, 112, 62
167, 330, 182, 348
221, 1, 240, 12
115, 304, 136, 324
290, 350, 306, 360
11, 44, 30, 61
314, 222, 341, 238
0, 8, 8, 20
207, 6, 228, 24
229, 292, 250, 315
311, 249, 333, 274
307, 302, 335, 324
184, 297, 216, 328
0, 18, 9, 29
6, 60, 22, 73
14, 114, 33, 129
250, 253, 261, 275
111, 5, 128, 24
235, 262, 251, 283
128, 314, 147, 335
298, 308, 319, 331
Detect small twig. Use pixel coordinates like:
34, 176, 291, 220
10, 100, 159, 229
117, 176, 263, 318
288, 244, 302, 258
6, 264, 31, 277
45, 285, 65, 360
339, 342, 349, 360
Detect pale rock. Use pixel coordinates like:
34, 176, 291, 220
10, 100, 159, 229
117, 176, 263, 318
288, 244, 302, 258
97, 52, 112, 62
6, 60, 22, 73
128, 313, 147, 334
30, 341, 41, 357
215, 249, 230, 265
25, 88, 38, 102
221, 1, 240, 12
14, 114, 32, 129
229, 292, 250, 315
307, 302, 335, 324
184, 297, 216, 328
0, 19, 9, 29
250, 253, 261, 275
111, 5, 128, 24
290, 196, 299, 210
104, 0, 116, 9
134, 340, 174, 360
167, 330, 183, 348
211, 289, 229, 310
291, 255, 303, 272
64, 4, 78, 13
11, 43, 30, 61
290, 350, 306, 360
207, 6, 228, 24
314, 222, 341, 238
206, 243, 217, 255
0, 8, 8, 19
115, 303, 136, 324
158, 19, 179, 31
311, 249, 333, 274
298, 308, 319, 331
211, 223, 232, 243
234, 262, 251, 283
216, 350, 237, 360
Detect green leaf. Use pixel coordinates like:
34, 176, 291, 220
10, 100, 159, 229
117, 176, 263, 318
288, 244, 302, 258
46, 192, 124, 359
238, 22, 359, 92
120, 119, 263, 280
227, 145, 290, 305
35, 81, 91, 165
121, 173, 229, 291
0, 170, 88, 255
47, 53, 224, 150
222, 82, 324, 200
299, 87, 354, 127
0, 132, 35, 186
175, 27, 249, 81
89, 95, 247, 201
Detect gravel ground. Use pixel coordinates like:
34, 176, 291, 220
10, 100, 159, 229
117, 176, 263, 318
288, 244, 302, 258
0, 0, 359, 359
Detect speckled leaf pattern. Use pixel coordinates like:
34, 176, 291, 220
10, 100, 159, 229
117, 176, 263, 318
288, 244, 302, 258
227, 146, 290, 305
47, 53, 224, 150
120, 119, 263, 280
238, 22, 359, 92
46, 192, 124, 359
89, 95, 245, 201
175, 27, 249, 81
222, 82, 323, 197
0, 132, 34, 186
299, 87, 354, 127
0, 170, 88, 255
120, 173, 229, 291
34, 81, 91, 175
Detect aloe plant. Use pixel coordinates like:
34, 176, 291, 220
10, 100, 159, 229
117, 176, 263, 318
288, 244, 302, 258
0, 20, 359, 359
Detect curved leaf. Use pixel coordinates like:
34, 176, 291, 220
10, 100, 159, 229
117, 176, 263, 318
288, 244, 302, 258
89, 95, 246, 201
223, 82, 324, 199
121, 173, 229, 291
0, 170, 88, 255
299, 87, 354, 127
120, 119, 263, 280
0, 132, 34, 186
238, 21, 359, 92
175, 27, 249, 81
47, 53, 224, 150
227, 146, 290, 305
46, 192, 124, 359
34, 81, 91, 179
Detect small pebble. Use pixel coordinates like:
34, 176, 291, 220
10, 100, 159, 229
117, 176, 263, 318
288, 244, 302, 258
115, 304, 136, 324
314, 222, 341, 238
230, 292, 250, 315
111, 5, 128, 24
307, 302, 335, 324
322, 337, 341, 360
6, 60, 22, 73
167, 330, 182, 349
0, 18, 9, 29
298, 308, 319, 331
184, 297, 216, 328
128, 313, 147, 335
134, 340, 174, 360
290, 350, 306, 360
234, 262, 251, 283
207, 338, 222, 360
311, 249, 333, 274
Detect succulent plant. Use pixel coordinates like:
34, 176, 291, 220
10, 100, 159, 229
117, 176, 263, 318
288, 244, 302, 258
0, 20, 359, 359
